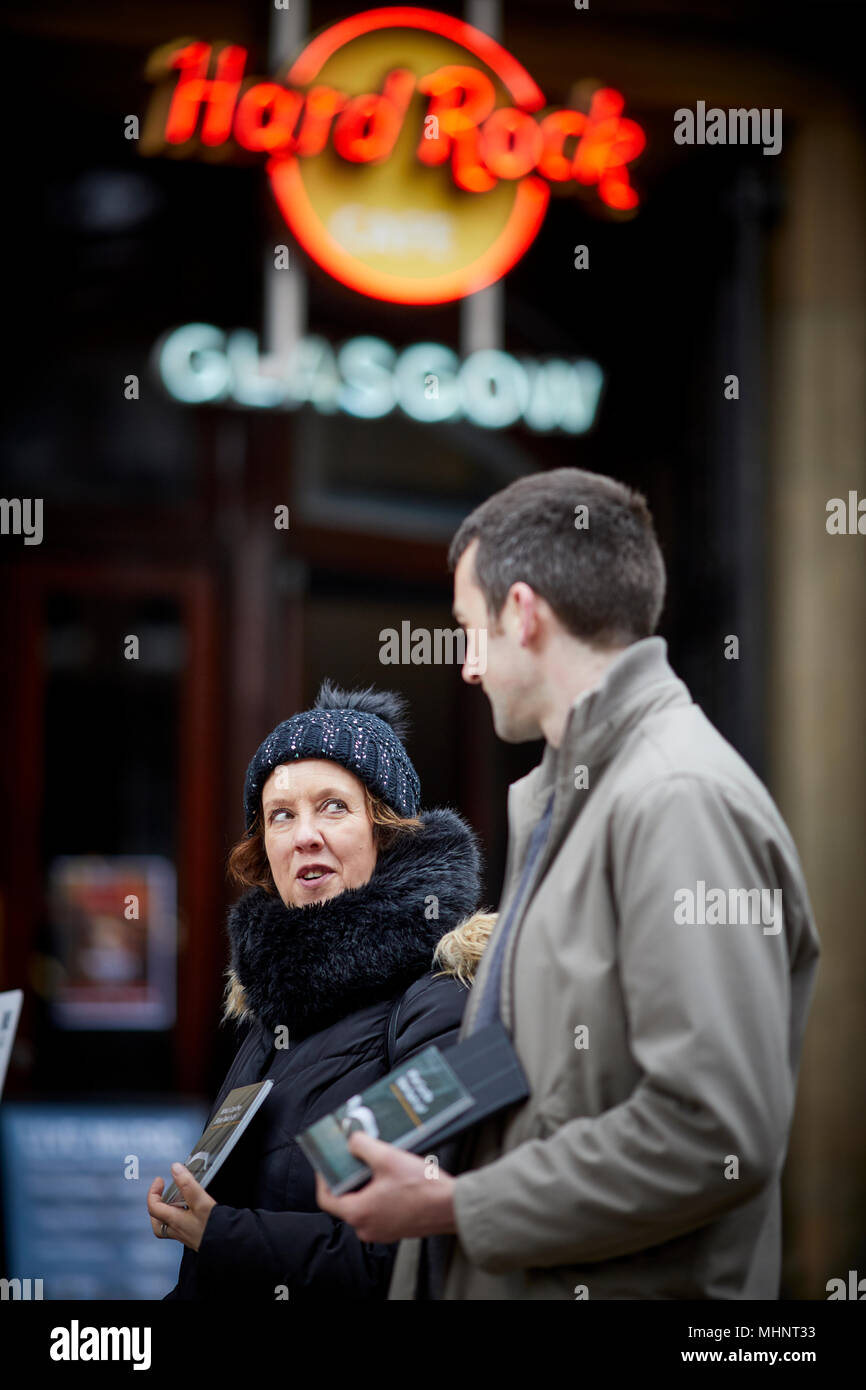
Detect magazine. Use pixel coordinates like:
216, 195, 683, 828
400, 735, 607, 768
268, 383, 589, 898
298, 1045, 473, 1194
161, 1080, 273, 1206
0, 989, 23, 1097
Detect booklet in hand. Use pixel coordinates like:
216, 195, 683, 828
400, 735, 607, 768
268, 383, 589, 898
161, 1080, 273, 1207
0, 989, 23, 1098
297, 1021, 529, 1194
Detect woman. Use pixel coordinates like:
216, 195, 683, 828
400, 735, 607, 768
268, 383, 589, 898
148, 680, 490, 1300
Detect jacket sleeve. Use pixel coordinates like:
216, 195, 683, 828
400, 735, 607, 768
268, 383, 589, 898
451, 775, 817, 1274
189, 974, 469, 1298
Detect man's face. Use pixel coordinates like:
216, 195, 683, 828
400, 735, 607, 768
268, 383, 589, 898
453, 539, 543, 742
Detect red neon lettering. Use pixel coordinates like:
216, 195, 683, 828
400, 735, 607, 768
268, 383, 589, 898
537, 110, 587, 181
571, 88, 645, 209
417, 66, 497, 192
450, 130, 497, 193
332, 68, 416, 164
164, 42, 247, 146
150, 43, 645, 209
478, 107, 544, 181
234, 83, 303, 153
295, 86, 348, 157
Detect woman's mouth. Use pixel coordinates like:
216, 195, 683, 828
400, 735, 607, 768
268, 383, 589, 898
296, 865, 336, 889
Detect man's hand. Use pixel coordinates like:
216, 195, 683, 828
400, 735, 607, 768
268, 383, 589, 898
315, 1133, 457, 1242
147, 1163, 217, 1252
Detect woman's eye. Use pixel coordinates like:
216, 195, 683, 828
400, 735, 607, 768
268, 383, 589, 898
268, 801, 345, 822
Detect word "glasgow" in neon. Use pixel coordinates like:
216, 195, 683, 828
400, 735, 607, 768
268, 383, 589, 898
155, 324, 605, 434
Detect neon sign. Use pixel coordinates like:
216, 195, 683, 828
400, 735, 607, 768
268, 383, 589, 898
142, 7, 646, 304
154, 323, 604, 434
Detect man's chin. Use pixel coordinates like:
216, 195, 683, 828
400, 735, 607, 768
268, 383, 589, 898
491, 704, 541, 744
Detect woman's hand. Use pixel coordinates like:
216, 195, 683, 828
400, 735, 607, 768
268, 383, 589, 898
147, 1163, 217, 1252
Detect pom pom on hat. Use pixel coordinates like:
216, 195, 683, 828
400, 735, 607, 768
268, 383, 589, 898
312, 679, 411, 743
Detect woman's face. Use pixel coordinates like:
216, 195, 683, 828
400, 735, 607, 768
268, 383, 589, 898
261, 759, 377, 908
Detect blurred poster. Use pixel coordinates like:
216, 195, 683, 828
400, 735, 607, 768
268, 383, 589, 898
48, 857, 176, 1030
0, 989, 24, 1095
0, 1102, 208, 1300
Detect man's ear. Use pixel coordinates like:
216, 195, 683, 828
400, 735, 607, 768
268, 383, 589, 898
509, 583, 541, 646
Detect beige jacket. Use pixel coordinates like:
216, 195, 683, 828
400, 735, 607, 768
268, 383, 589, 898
389, 637, 820, 1299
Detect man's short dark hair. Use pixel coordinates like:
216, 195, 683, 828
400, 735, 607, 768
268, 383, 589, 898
449, 468, 666, 646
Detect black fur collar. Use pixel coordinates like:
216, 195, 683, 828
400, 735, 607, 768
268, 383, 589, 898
226, 808, 481, 1037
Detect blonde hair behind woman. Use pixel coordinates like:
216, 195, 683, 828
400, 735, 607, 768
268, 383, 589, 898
433, 910, 498, 987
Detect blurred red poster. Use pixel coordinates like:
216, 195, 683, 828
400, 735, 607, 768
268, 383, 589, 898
48, 857, 177, 1029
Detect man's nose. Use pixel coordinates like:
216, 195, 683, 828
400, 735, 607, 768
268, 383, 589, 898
461, 626, 487, 684
461, 643, 483, 684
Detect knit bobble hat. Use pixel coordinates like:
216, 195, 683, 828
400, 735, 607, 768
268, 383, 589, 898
243, 680, 421, 829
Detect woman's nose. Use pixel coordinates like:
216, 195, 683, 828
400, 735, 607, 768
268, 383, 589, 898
293, 817, 324, 848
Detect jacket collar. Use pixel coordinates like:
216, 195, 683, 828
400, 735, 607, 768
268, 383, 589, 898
460, 638, 691, 1039
226, 807, 481, 1038
504, 638, 691, 892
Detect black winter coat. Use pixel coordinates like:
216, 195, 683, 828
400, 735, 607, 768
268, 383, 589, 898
164, 807, 480, 1301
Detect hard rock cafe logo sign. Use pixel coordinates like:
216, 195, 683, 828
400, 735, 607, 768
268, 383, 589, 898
142, 6, 646, 304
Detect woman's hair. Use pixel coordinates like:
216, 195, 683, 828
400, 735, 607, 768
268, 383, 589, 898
222, 780, 422, 1023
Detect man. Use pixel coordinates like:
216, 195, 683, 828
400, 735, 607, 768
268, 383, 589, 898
317, 467, 820, 1299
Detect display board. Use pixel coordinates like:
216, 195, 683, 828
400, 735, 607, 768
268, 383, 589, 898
0, 1102, 208, 1300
